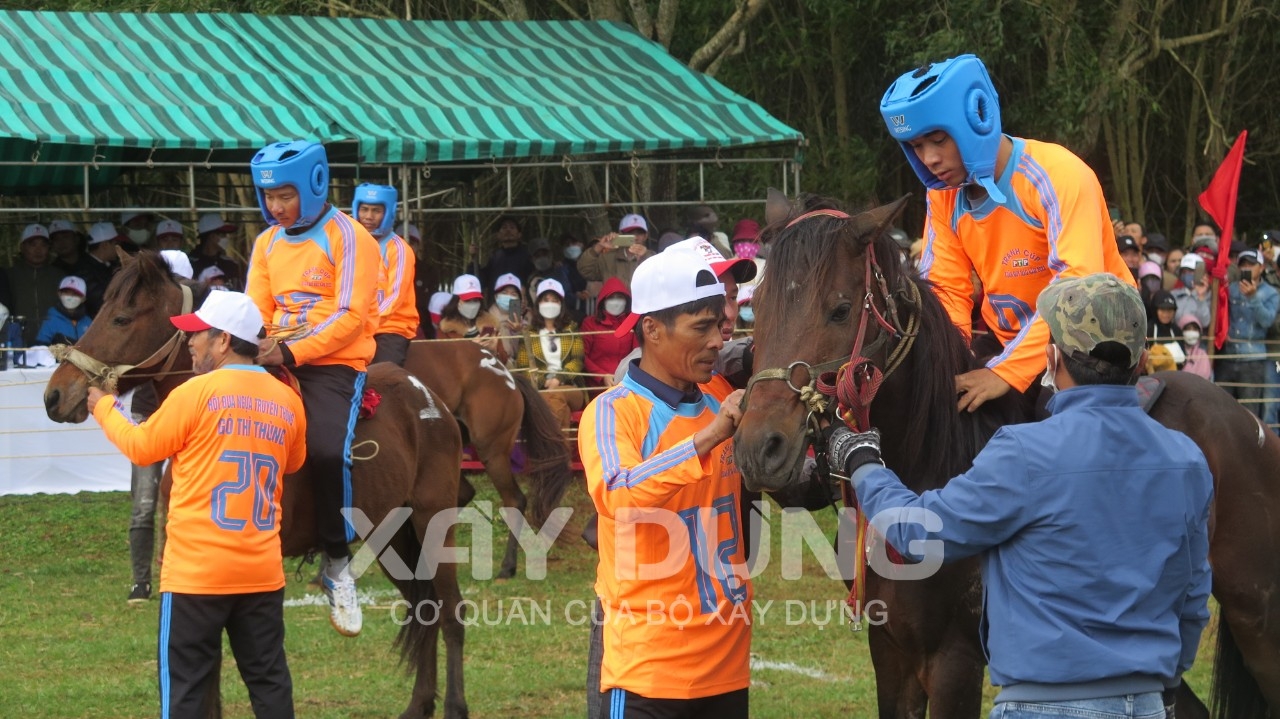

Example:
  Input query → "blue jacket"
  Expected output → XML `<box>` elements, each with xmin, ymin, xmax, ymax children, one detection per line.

<box><xmin>852</xmin><ymin>384</ymin><xmax>1212</xmax><ymax>702</ymax></box>
<box><xmin>1225</xmin><ymin>280</ymin><xmax>1279</xmax><ymax>358</ymax></box>
<box><xmin>36</xmin><ymin>305</ymin><xmax>91</xmax><ymax>345</ymax></box>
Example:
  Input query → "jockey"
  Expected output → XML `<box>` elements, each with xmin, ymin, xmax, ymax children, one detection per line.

<box><xmin>880</xmin><ymin>54</ymin><xmax>1135</xmax><ymax>411</ymax></box>
<box><xmin>352</xmin><ymin>183</ymin><xmax>419</xmax><ymax>366</ymax></box>
<box><xmin>246</xmin><ymin>140</ymin><xmax>380</xmax><ymax>637</ymax></box>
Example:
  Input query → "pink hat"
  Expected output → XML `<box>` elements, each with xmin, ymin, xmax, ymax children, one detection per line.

<box><xmin>1138</xmin><ymin>261</ymin><xmax>1162</xmax><ymax>279</ymax></box>
<box><xmin>1177</xmin><ymin>315</ymin><xmax>1202</xmax><ymax>329</ymax></box>
<box><xmin>731</xmin><ymin>219</ymin><xmax>760</xmax><ymax>244</ymax></box>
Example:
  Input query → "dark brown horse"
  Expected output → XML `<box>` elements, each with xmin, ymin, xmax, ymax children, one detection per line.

<box><xmin>43</xmin><ymin>251</ymin><xmax>469</xmax><ymax>719</ymax></box>
<box><xmin>403</xmin><ymin>340</ymin><xmax>572</xmax><ymax>578</ymax></box>
<box><xmin>734</xmin><ymin>199</ymin><xmax>1280</xmax><ymax>718</ymax></box>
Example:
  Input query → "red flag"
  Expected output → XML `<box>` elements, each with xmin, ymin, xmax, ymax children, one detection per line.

<box><xmin>1198</xmin><ymin>130</ymin><xmax>1248</xmax><ymax>349</ymax></box>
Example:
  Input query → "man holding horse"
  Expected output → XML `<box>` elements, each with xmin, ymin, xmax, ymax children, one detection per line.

<box><xmin>246</xmin><ymin>140</ymin><xmax>380</xmax><ymax>637</ymax></box>
<box><xmin>352</xmin><ymin>182</ymin><xmax>419</xmax><ymax>367</ymax></box>
<box><xmin>87</xmin><ymin>290</ymin><xmax>306</xmax><ymax>719</ymax></box>
<box><xmin>881</xmin><ymin>54</ymin><xmax>1134</xmax><ymax>412</ymax></box>
<box><xmin>580</xmin><ymin>249</ymin><xmax>751</xmax><ymax>718</ymax></box>
<box><xmin>826</xmin><ymin>273</ymin><xmax>1212</xmax><ymax>719</ymax></box>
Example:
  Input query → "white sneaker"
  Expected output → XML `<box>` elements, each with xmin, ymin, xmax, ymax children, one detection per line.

<box><xmin>321</xmin><ymin>565</ymin><xmax>363</xmax><ymax>637</ymax></box>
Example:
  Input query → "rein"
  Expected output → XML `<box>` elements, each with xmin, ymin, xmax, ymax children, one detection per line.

<box><xmin>51</xmin><ymin>284</ymin><xmax>194</xmax><ymax>393</ymax></box>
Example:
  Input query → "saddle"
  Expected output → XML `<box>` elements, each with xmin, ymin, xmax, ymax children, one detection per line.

<box><xmin>266</xmin><ymin>365</ymin><xmax>383</xmax><ymax>420</ymax></box>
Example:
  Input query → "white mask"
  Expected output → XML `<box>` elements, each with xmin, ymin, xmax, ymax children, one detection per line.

<box><xmin>1148</xmin><ymin>253</ymin><xmax>1164</xmax><ymax>266</ymax></box>
<box><xmin>1183</xmin><ymin>330</ymin><xmax>1200</xmax><ymax>346</ymax></box>
<box><xmin>603</xmin><ymin>298</ymin><xmax>627</xmax><ymax>317</ymax></box>
<box><xmin>539</xmin><ymin>301</ymin><xmax>562</xmax><ymax>320</ymax></box>
<box><xmin>458</xmin><ymin>300</ymin><xmax>482</xmax><ymax>319</ymax></box>
<box><xmin>60</xmin><ymin>294</ymin><xmax>84</xmax><ymax>310</ymax></box>
<box><xmin>127</xmin><ymin>228</ymin><xmax>151</xmax><ymax>246</ymax></box>
<box><xmin>1040</xmin><ymin>346</ymin><xmax>1058</xmax><ymax>393</ymax></box>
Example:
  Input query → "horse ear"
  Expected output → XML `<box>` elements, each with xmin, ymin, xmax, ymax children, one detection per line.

<box><xmin>849</xmin><ymin>195</ymin><xmax>912</xmax><ymax>246</ymax></box>
<box><xmin>115</xmin><ymin>245</ymin><xmax>133</xmax><ymax>265</ymax></box>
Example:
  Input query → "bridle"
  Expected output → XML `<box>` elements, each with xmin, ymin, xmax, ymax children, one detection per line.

<box><xmin>50</xmin><ymin>283</ymin><xmax>194</xmax><ymax>393</ymax></box>
<box><xmin>744</xmin><ymin>209</ymin><xmax>921</xmax><ymax>442</ymax></box>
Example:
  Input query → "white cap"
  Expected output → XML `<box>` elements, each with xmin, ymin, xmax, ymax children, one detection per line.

<box><xmin>120</xmin><ymin>211</ymin><xmax>148</xmax><ymax>226</ymax></box>
<box><xmin>20</xmin><ymin>224</ymin><xmax>49</xmax><ymax>242</ymax></box>
<box><xmin>48</xmin><ymin>219</ymin><xmax>77</xmax><ymax>235</ymax></box>
<box><xmin>404</xmin><ymin>223</ymin><xmax>422</xmax><ymax>242</ymax></box>
<box><xmin>428</xmin><ymin>291</ymin><xmax>452</xmax><ymax>317</ymax></box>
<box><xmin>197</xmin><ymin>213</ymin><xmax>235</xmax><ymax>236</ymax></box>
<box><xmin>665</xmin><ymin>237</ymin><xmax>757</xmax><ymax>283</ymax></box>
<box><xmin>619</xmin><ymin>213</ymin><xmax>648</xmax><ymax>233</ymax></box>
<box><xmin>160</xmin><ymin>250</ymin><xmax>194</xmax><ymax>279</ymax></box>
<box><xmin>738</xmin><ymin>284</ymin><xmax>755</xmax><ymax>305</ymax></box>
<box><xmin>155</xmin><ymin>219</ymin><xmax>184</xmax><ymax>238</ymax></box>
<box><xmin>197</xmin><ymin>265</ymin><xmax>227</xmax><ymax>282</ymax></box>
<box><xmin>535</xmin><ymin>278</ymin><xmax>565</xmax><ymax>298</ymax></box>
<box><xmin>170</xmin><ymin>290</ymin><xmax>264</xmax><ymax>345</ymax></box>
<box><xmin>88</xmin><ymin>222</ymin><xmax>121</xmax><ymax>245</ymax></box>
<box><xmin>1179</xmin><ymin>253</ymin><xmax>1203</xmax><ymax>270</ymax></box>
<box><xmin>58</xmin><ymin>275</ymin><xmax>87</xmax><ymax>296</ymax></box>
<box><xmin>452</xmin><ymin>274</ymin><xmax>484</xmax><ymax>301</ymax></box>
<box><xmin>494</xmin><ymin>273</ymin><xmax>522</xmax><ymax>293</ymax></box>
<box><xmin>614</xmin><ymin>248</ymin><xmax>723</xmax><ymax>337</ymax></box>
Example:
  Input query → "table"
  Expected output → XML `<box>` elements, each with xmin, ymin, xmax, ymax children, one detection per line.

<box><xmin>0</xmin><ymin>367</ymin><xmax>131</xmax><ymax>495</ymax></box>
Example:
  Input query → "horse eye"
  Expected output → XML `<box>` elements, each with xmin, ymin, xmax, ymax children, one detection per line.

<box><xmin>112</xmin><ymin>315</ymin><xmax>132</xmax><ymax>327</ymax></box>
<box><xmin>829</xmin><ymin>303</ymin><xmax>851</xmax><ymax>323</ymax></box>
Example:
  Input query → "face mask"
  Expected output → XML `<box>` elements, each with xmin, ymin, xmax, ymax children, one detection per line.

<box><xmin>1142</xmin><ymin>277</ymin><xmax>1162</xmax><ymax>293</ymax></box>
<box><xmin>458</xmin><ymin>300</ymin><xmax>482</xmax><ymax>319</ymax></box>
<box><xmin>539</xmin><ymin>301</ymin><xmax>562</xmax><ymax>320</ymax></box>
<box><xmin>1179</xmin><ymin>271</ymin><xmax>1195</xmax><ymax>286</ymax></box>
<box><xmin>60</xmin><ymin>294</ymin><xmax>84</xmax><ymax>310</ymax></box>
<box><xmin>1148</xmin><ymin>253</ymin><xmax>1164</xmax><ymax>266</ymax></box>
<box><xmin>128</xmin><ymin>228</ymin><xmax>151</xmax><ymax>246</ymax></box>
<box><xmin>1183</xmin><ymin>330</ymin><xmax>1200</xmax><ymax>345</ymax></box>
<box><xmin>739</xmin><ymin>306</ymin><xmax>755</xmax><ymax>324</ymax></box>
<box><xmin>496</xmin><ymin>294</ymin><xmax>516</xmax><ymax>311</ymax></box>
<box><xmin>1040</xmin><ymin>347</ymin><xmax>1058</xmax><ymax>393</ymax></box>
<box><xmin>564</xmin><ymin>246</ymin><xmax>583</xmax><ymax>261</ymax></box>
<box><xmin>603</xmin><ymin>297</ymin><xmax>627</xmax><ymax>317</ymax></box>
<box><xmin>533</xmin><ymin>257</ymin><xmax>552</xmax><ymax>272</ymax></box>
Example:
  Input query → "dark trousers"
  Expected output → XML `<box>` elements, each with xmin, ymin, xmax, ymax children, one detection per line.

<box><xmin>600</xmin><ymin>688</ymin><xmax>748</xmax><ymax>719</ymax></box>
<box><xmin>587</xmin><ymin>598</ymin><xmax>604</xmax><ymax>719</ymax></box>
<box><xmin>1216</xmin><ymin>359</ymin><xmax>1268</xmax><ymax>419</ymax></box>
<box><xmin>372</xmin><ymin>333</ymin><xmax>410</xmax><ymax>367</ymax></box>
<box><xmin>159</xmin><ymin>589</ymin><xmax>293</xmax><ymax>719</ymax></box>
<box><xmin>292</xmin><ymin>363</ymin><xmax>365</xmax><ymax>558</ymax></box>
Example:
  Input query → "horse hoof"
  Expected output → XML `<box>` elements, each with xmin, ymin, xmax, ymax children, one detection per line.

<box><xmin>495</xmin><ymin>566</ymin><xmax>516</xmax><ymax>580</ymax></box>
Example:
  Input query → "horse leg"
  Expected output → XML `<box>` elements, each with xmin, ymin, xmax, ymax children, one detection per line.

<box><xmin>457</xmin><ymin>475</ymin><xmax>476</xmax><ymax>508</ymax></box>
<box><xmin>404</xmin><ymin>509</ymin><xmax>468</xmax><ymax>719</ymax></box>
<box><xmin>868</xmin><ymin>622</ymin><xmax>928</xmax><ymax>719</ymax></box>
<box><xmin>1175</xmin><ymin>679</ymin><xmax>1210</xmax><ymax>719</ymax></box>
<box><xmin>475</xmin><ymin>436</ymin><xmax>525</xmax><ymax>579</ymax></box>
<box><xmin>920</xmin><ymin>629</ymin><xmax>984</xmax><ymax>719</ymax></box>
<box><xmin>1216</xmin><ymin>601</ymin><xmax>1280</xmax><ymax>711</ymax></box>
<box><xmin>434</xmin><ymin>559</ymin><xmax>468</xmax><ymax>719</ymax></box>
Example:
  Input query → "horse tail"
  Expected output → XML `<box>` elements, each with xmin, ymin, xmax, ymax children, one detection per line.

<box><xmin>390</xmin><ymin>514</ymin><xmax>435</xmax><ymax>673</ymax></box>
<box><xmin>513</xmin><ymin>372</ymin><xmax>573</xmax><ymax>524</ymax></box>
<box><xmin>1211</xmin><ymin>614</ymin><xmax>1270</xmax><ymax>719</ymax></box>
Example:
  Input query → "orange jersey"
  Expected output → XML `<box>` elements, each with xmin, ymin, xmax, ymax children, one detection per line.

<box><xmin>920</xmin><ymin>137</ymin><xmax>1136</xmax><ymax>390</ymax></box>
<box><xmin>375</xmin><ymin>233</ymin><xmax>419</xmax><ymax>340</ymax></box>
<box><xmin>93</xmin><ymin>366</ymin><xmax>306</xmax><ymax>594</ymax></box>
<box><xmin>246</xmin><ymin>206</ymin><xmax>380</xmax><ymax>371</ymax></box>
<box><xmin>579</xmin><ymin>367</ymin><xmax>751</xmax><ymax>700</ymax></box>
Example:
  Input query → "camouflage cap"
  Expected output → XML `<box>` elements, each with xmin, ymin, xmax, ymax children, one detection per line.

<box><xmin>1038</xmin><ymin>274</ymin><xmax>1146</xmax><ymax>369</ymax></box>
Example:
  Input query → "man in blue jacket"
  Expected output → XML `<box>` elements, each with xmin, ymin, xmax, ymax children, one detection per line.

<box><xmin>1219</xmin><ymin>249</ymin><xmax>1279</xmax><ymax>420</ymax></box>
<box><xmin>827</xmin><ymin>273</ymin><xmax>1212</xmax><ymax>718</ymax></box>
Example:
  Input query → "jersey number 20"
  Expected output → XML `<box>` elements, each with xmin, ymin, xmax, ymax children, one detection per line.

<box><xmin>211</xmin><ymin>450</ymin><xmax>281</xmax><ymax>531</ymax></box>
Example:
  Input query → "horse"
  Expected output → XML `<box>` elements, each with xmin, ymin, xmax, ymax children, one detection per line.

<box><xmin>733</xmin><ymin>199</ymin><xmax>1280</xmax><ymax>719</ymax></box>
<box><xmin>42</xmin><ymin>251</ymin><xmax>469</xmax><ymax>719</ymax></box>
<box><xmin>402</xmin><ymin>340</ymin><xmax>572</xmax><ymax>578</ymax></box>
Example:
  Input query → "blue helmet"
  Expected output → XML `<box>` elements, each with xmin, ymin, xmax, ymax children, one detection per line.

<box><xmin>880</xmin><ymin>54</ymin><xmax>1005</xmax><ymax>203</ymax></box>
<box><xmin>251</xmin><ymin>140</ymin><xmax>329</xmax><ymax>229</ymax></box>
<box><xmin>352</xmin><ymin>183</ymin><xmax>398</xmax><ymax>239</ymax></box>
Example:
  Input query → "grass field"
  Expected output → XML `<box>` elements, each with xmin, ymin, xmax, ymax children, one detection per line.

<box><xmin>0</xmin><ymin>482</ymin><xmax>1218</xmax><ymax>718</ymax></box>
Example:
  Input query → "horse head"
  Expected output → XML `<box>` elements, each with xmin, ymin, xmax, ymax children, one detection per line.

<box><xmin>735</xmin><ymin>197</ymin><xmax>911</xmax><ymax>492</ymax></box>
<box><xmin>44</xmin><ymin>250</ymin><xmax>199</xmax><ymax>423</ymax></box>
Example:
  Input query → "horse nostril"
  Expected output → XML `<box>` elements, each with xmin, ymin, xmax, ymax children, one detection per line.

<box><xmin>762</xmin><ymin>431</ymin><xmax>787</xmax><ymax>469</ymax></box>
<box><xmin>45</xmin><ymin>388</ymin><xmax>61</xmax><ymax>412</ymax></box>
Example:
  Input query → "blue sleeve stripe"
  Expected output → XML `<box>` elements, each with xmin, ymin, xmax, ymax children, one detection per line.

<box><xmin>310</xmin><ymin>215</ymin><xmax>357</xmax><ymax>336</ymax></box>
<box><xmin>615</xmin><ymin>441</ymin><xmax>696</xmax><ymax>489</ymax></box>
<box><xmin>595</xmin><ymin>390</ymin><xmax>624</xmax><ymax>485</ymax></box>
<box><xmin>1018</xmin><ymin>156</ymin><xmax>1068</xmax><ymax>274</ymax></box>
<box><xmin>988</xmin><ymin>309</ymin><xmax>1041</xmax><ymax>367</ymax></box>
<box><xmin>380</xmin><ymin>240</ymin><xmax>407</xmax><ymax>313</ymax></box>
<box><xmin>918</xmin><ymin>220</ymin><xmax>937</xmax><ymax>279</ymax></box>
<box><xmin>112</xmin><ymin>399</ymin><xmax>138</xmax><ymax>425</ymax></box>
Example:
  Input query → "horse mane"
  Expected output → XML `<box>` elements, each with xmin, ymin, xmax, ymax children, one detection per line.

<box><xmin>104</xmin><ymin>250</ymin><xmax>214</xmax><ymax>311</ymax></box>
<box><xmin>757</xmin><ymin>197</ymin><xmax>1024</xmax><ymax>491</ymax></box>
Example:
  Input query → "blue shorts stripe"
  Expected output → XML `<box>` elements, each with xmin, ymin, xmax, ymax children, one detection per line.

<box><xmin>341</xmin><ymin>371</ymin><xmax>367</xmax><ymax>542</ymax></box>
<box><xmin>158</xmin><ymin>592</ymin><xmax>173</xmax><ymax>719</ymax></box>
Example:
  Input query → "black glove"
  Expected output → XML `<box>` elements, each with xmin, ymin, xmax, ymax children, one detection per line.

<box><xmin>1162</xmin><ymin>687</ymin><xmax>1177</xmax><ymax>719</ymax></box>
<box><xmin>49</xmin><ymin>333</ymin><xmax>71</xmax><ymax>346</ymax></box>
<box><xmin>824</xmin><ymin>425</ymin><xmax>883</xmax><ymax>478</ymax></box>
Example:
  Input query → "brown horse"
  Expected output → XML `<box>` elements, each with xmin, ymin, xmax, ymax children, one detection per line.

<box><xmin>734</xmin><ymin>199</ymin><xmax>1280</xmax><ymax>719</ymax></box>
<box><xmin>403</xmin><ymin>340</ymin><xmax>572</xmax><ymax>578</ymax></box>
<box><xmin>43</xmin><ymin>251</ymin><xmax>469</xmax><ymax>719</ymax></box>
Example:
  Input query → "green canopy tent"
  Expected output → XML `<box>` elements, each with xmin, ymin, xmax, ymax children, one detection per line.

<box><xmin>0</xmin><ymin>11</ymin><xmax>802</xmax><ymax>206</ymax></box>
